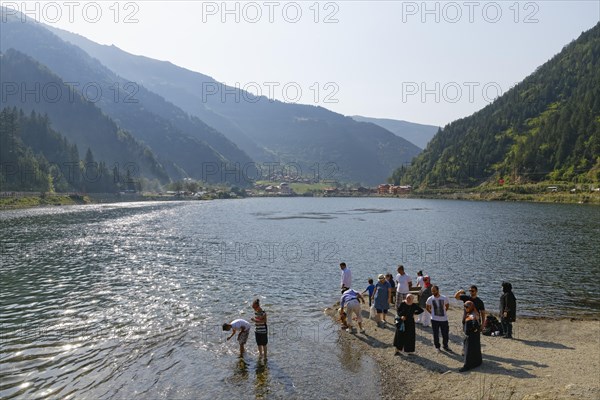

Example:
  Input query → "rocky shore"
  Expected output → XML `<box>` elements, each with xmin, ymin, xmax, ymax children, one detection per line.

<box><xmin>326</xmin><ymin>305</ymin><xmax>599</xmax><ymax>399</ymax></box>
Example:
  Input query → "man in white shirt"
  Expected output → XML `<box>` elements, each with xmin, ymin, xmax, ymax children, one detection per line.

<box><xmin>426</xmin><ymin>285</ymin><xmax>451</xmax><ymax>352</ymax></box>
<box><xmin>395</xmin><ymin>265</ymin><xmax>412</xmax><ymax>307</ymax></box>
<box><xmin>223</xmin><ymin>319</ymin><xmax>252</xmax><ymax>355</ymax></box>
<box><xmin>340</xmin><ymin>262</ymin><xmax>352</xmax><ymax>290</ymax></box>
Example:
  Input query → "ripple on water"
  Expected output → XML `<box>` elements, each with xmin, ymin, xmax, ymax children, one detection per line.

<box><xmin>1</xmin><ymin>199</ymin><xmax>598</xmax><ymax>399</ymax></box>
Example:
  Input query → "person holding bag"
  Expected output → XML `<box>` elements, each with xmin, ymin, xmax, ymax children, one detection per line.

<box><xmin>393</xmin><ymin>294</ymin><xmax>424</xmax><ymax>355</ymax></box>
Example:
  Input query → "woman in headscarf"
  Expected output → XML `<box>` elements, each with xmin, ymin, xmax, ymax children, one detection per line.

<box><xmin>416</xmin><ymin>275</ymin><xmax>432</xmax><ymax>327</ymax></box>
<box><xmin>460</xmin><ymin>300</ymin><xmax>482</xmax><ymax>372</ymax></box>
<box><xmin>500</xmin><ymin>281</ymin><xmax>517</xmax><ymax>338</ymax></box>
<box><xmin>393</xmin><ymin>294</ymin><xmax>424</xmax><ymax>355</ymax></box>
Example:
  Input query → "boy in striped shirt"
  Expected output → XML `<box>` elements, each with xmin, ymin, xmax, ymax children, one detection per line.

<box><xmin>251</xmin><ymin>299</ymin><xmax>268</xmax><ymax>359</ymax></box>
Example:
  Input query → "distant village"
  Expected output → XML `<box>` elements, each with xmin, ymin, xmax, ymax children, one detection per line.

<box><xmin>157</xmin><ymin>181</ymin><xmax>413</xmax><ymax>199</ymax></box>
<box><xmin>208</xmin><ymin>183</ymin><xmax>410</xmax><ymax>198</ymax></box>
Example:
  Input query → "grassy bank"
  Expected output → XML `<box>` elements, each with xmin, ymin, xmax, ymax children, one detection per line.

<box><xmin>0</xmin><ymin>194</ymin><xmax>92</xmax><ymax>209</ymax></box>
<box><xmin>406</xmin><ymin>184</ymin><xmax>600</xmax><ymax>204</ymax></box>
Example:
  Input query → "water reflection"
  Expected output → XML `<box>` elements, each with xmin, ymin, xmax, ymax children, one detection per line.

<box><xmin>230</xmin><ymin>357</ymin><xmax>250</xmax><ymax>383</ymax></box>
<box><xmin>338</xmin><ymin>333</ymin><xmax>365</xmax><ymax>373</ymax></box>
<box><xmin>254</xmin><ymin>359</ymin><xmax>270</xmax><ymax>399</ymax></box>
<box><xmin>1</xmin><ymin>198</ymin><xmax>598</xmax><ymax>399</ymax></box>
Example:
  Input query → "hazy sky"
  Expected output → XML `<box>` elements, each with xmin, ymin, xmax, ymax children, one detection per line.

<box><xmin>5</xmin><ymin>1</ymin><xmax>599</xmax><ymax>126</ymax></box>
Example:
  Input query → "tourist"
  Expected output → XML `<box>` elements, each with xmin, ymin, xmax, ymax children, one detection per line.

<box><xmin>455</xmin><ymin>285</ymin><xmax>486</xmax><ymax>325</ymax></box>
<box><xmin>460</xmin><ymin>301</ymin><xmax>482</xmax><ymax>372</ymax></box>
<box><xmin>426</xmin><ymin>285</ymin><xmax>451</xmax><ymax>351</ymax></box>
<box><xmin>386</xmin><ymin>274</ymin><xmax>396</xmax><ymax>306</ymax></box>
<box><xmin>251</xmin><ymin>299</ymin><xmax>268</xmax><ymax>359</ymax></box>
<box><xmin>393</xmin><ymin>294</ymin><xmax>424</xmax><ymax>355</ymax></box>
<box><xmin>500</xmin><ymin>281</ymin><xmax>517</xmax><ymax>339</ymax></box>
<box><xmin>340</xmin><ymin>262</ymin><xmax>352</xmax><ymax>290</ymax></box>
<box><xmin>339</xmin><ymin>288</ymin><xmax>366</xmax><ymax>333</ymax></box>
<box><xmin>223</xmin><ymin>318</ymin><xmax>252</xmax><ymax>356</ymax></box>
<box><xmin>395</xmin><ymin>265</ymin><xmax>413</xmax><ymax>307</ymax></box>
<box><xmin>362</xmin><ymin>278</ymin><xmax>375</xmax><ymax>307</ymax></box>
<box><xmin>416</xmin><ymin>276</ymin><xmax>432</xmax><ymax>326</ymax></box>
<box><xmin>415</xmin><ymin>270</ymin><xmax>424</xmax><ymax>289</ymax></box>
<box><xmin>373</xmin><ymin>274</ymin><xmax>392</xmax><ymax>326</ymax></box>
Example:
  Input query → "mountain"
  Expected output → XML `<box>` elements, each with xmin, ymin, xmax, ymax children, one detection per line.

<box><xmin>47</xmin><ymin>26</ymin><xmax>421</xmax><ymax>185</ymax></box>
<box><xmin>390</xmin><ymin>22</ymin><xmax>600</xmax><ymax>187</ymax></box>
<box><xmin>46</xmin><ymin>26</ymin><xmax>272</xmax><ymax>163</ymax></box>
<box><xmin>1</xmin><ymin>107</ymin><xmax>129</xmax><ymax>193</ymax></box>
<box><xmin>350</xmin><ymin>116</ymin><xmax>438</xmax><ymax>150</ymax></box>
<box><xmin>0</xmin><ymin>9</ymin><xmax>253</xmax><ymax>184</ymax></box>
<box><xmin>0</xmin><ymin>49</ymin><xmax>169</xmax><ymax>184</ymax></box>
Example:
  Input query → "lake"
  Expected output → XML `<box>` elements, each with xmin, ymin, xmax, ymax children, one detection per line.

<box><xmin>1</xmin><ymin>198</ymin><xmax>598</xmax><ymax>399</ymax></box>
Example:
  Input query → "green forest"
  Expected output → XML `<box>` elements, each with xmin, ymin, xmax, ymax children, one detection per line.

<box><xmin>0</xmin><ymin>107</ymin><xmax>137</xmax><ymax>193</ymax></box>
<box><xmin>390</xmin><ymin>23</ymin><xmax>600</xmax><ymax>188</ymax></box>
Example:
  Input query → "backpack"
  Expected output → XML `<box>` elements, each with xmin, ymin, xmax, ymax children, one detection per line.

<box><xmin>482</xmin><ymin>315</ymin><xmax>503</xmax><ymax>336</ymax></box>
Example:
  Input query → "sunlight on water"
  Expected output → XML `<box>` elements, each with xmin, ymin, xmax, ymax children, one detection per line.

<box><xmin>1</xmin><ymin>198</ymin><xmax>598</xmax><ymax>399</ymax></box>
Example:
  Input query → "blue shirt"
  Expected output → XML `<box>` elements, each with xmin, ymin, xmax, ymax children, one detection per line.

<box><xmin>365</xmin><ymin>284</ymin><xmax>375</xmax><ymax>296</ymax></box>
<box><xmin>340</xmin><ymin>289</ymin><xmax>360</xmax><ymax>309</ymax></box>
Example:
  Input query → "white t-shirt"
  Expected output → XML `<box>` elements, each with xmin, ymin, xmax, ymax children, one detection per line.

<box><xmin>341</xmin><ymin>267</ymin><xmax>352</xmax><ymax>288</ymax></box>
<box><xmin>426</xmin><ymin>295</ymin><xmax>449</xmax><ymax>321</ymax></box>
<box><xmin>230</xmin><ymin>319</ymin><xmax>251</xmax><ymax>331</ymax></box>
<box><xmin>416</xmin><ymin>276</ymin><xmax>424</xmax><ymax>288</ymax></box>
<box><xmin>395</xmin><ymin>273</ymin><xmax>411</xmax><ymax>293</ymax></box>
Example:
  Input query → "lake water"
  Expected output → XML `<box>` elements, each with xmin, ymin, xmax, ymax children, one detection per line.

<box><xmin>1</xmin><ymin>198</ymin><xmax>599</xmax><ymax>399</ymax></box>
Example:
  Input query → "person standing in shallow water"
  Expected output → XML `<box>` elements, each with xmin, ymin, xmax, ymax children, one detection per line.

<box><xmin>251</xmin><ymin>299</ymin><xmax>268</xmax><ymax>359</ymax></box>
<box><xmin>500</xmin><ymin>282</ymin><xmax>517</xmax><ymax>339</ymax></box>
<box><xmin>460</xmin><ymin>301</ymin><xmax>482</xmax><ymax>372</ymax></box>
<box><xmin>393</xmin><ymin>294</ymin><xmax>424</xmax><ymax>355</ymax></box>
<box><xmin>223</xmin><ymin>319</ymin><xmax>252</xmax><ymax>356</ymax></box>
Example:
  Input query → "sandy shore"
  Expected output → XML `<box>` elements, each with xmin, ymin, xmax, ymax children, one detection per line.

<box><xmin>326</xmin><ymin>304</ymin><xmax>600</xmax><ymax>400</ymax></box>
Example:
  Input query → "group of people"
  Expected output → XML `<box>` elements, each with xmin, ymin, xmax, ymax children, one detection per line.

<box><xmin>222</xmin><ymin>299</ymin><xmax>268</xmax><ymax>358</ymax></box>
<box><xmin>338</xmin><ymin>262</ymin><xmax>517</xmax><ymax>373</ymax></box>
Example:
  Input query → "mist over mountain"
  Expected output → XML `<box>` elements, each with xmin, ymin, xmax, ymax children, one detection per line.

<box><xmin>0</xmin><ymin>49</ymin><xmax>169</xmax><ymax>184</ymax></box>
<box><xmin>47</xmin><ymin>26</ymin><xmax>421</xmax><ymax>185</ymax></box>
<box><xmin>350</xmin><ymin>116</ymin><xmax>439</xmax><ymax>150</ymax></box>
<box><xmin>1</xmin><ymin>11</ymin><xmax>252</xmax><ymax>184</ymax></box>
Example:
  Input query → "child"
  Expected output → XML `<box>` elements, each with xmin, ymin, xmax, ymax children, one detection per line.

<box><xmin>386</xmin><ymin>274</ymin><xmax>396</xmax><ymax>306</ymax></box>
<box><xmin>223</xmin><ymin>318</ymin><xmax>251</xmax><ymax>356</ymax></box>
<box><xmin>251</xmin><ymin>299</ymin><xmax>268</xmax><ymax>359</ymax></box>
<box><xmin>362</xmin><ymin>278</ymin><xmax>375</xmax><ymax>307</ymax></box>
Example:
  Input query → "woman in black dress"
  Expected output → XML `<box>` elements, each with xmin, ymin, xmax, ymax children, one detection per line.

<box><xmin>394</xmin><ymin>294</ymin><xmax>424</xmax><ymax>354</ymax></box>
<box><xmin>460</xmin><ymin>301</ymin><xmax>483</xmax><ymax>372</ymax></box>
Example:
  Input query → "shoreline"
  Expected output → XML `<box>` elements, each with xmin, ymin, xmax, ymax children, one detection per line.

<box><xmin>326</xmin><ymin>304</ymin><xmax>600</xmax><ymax>400</ymax></box>
<box><xmin>2</xmin><ymin>190</ymin><xmax>600</xmax><ymax>211</ymax></box>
